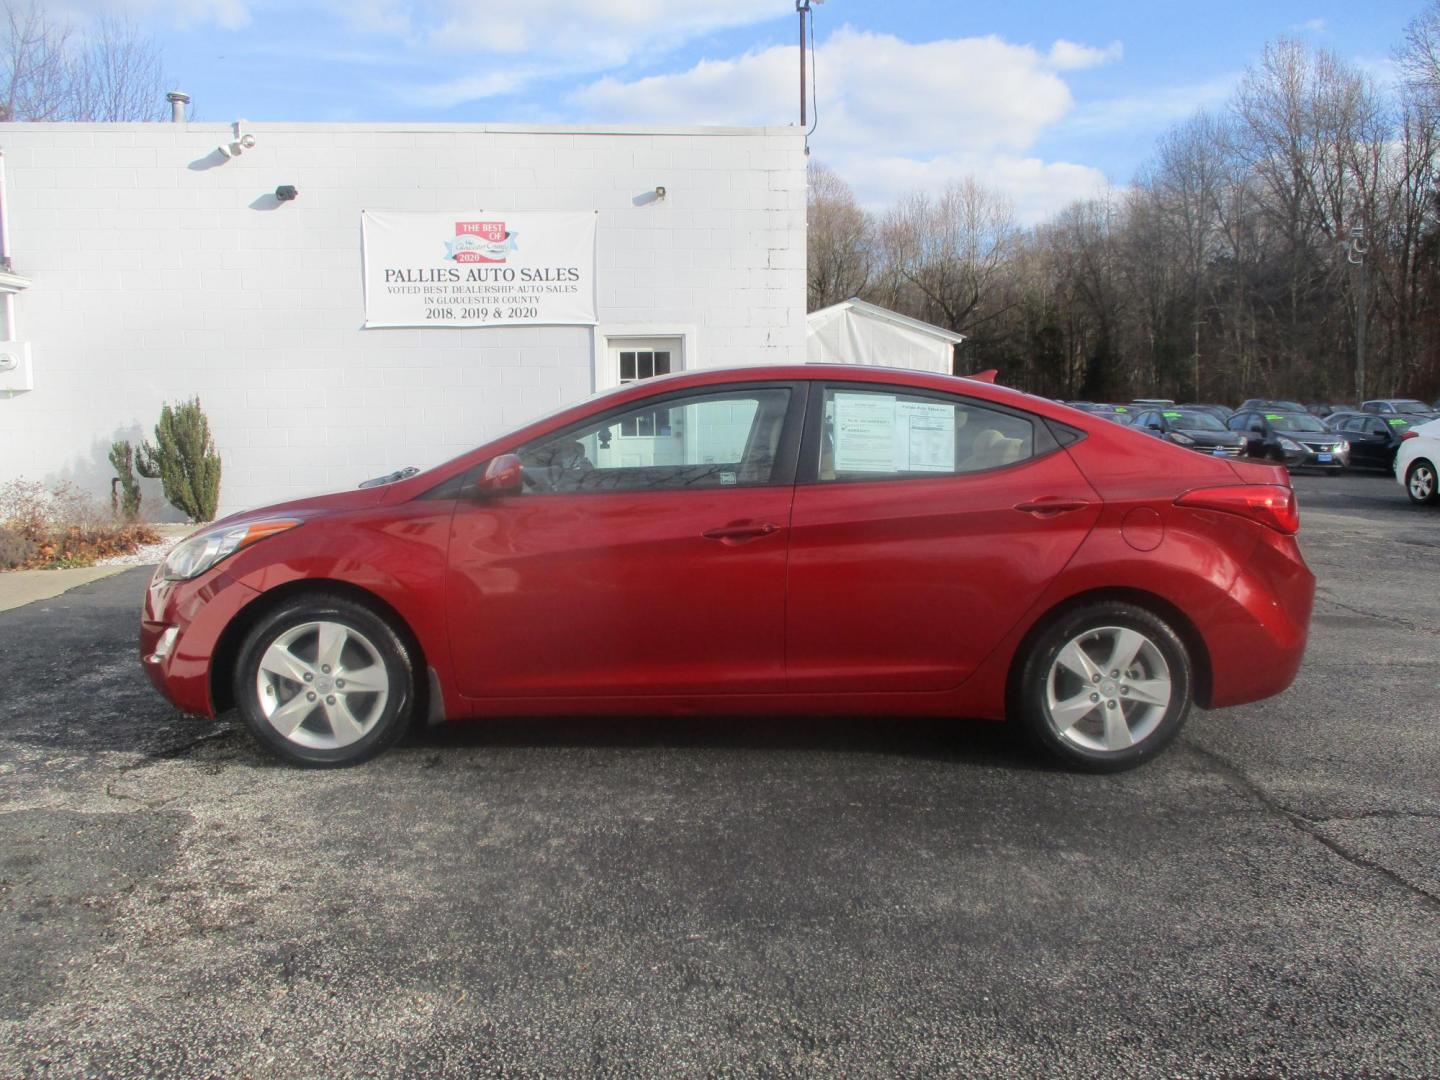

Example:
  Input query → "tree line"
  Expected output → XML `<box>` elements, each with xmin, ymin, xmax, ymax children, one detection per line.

<box><xmin>0</xmin><ymin>0</ymin><xmax>167</xmax><ymax>123</ymax></box>
<box><xmin>809</xmin><ymin>6</ymin><xmax>1440</xmax><ymax>405</ymax></box>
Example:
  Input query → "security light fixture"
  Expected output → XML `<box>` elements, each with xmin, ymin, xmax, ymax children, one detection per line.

<box><xmin>654</xmin><ymin>186</ymin><xmax>666</xmax><ymax>200</ymax></box>
<box><xmin>275</xmin><ymin>185</ymin><xmax>298</xmax><ymax>202</ymax></box>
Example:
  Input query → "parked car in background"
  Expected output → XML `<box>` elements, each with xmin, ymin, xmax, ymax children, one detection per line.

<box><xmin>1395</xmin><ymin>417</ymin><xmax>1440</xmax><ymax>505</ymax></box>
<box><xmin>141</xmin><ymin>364</ymin><xmax>1315</xmax><ymax>773</ymax></box>
<box><xmin>1305</xmin><ymin>402</ymin><xmax>1354</xmax><ymax>418</ymax></box>
<box><xmin>1328</xmin><ymin>413</ymin><xmax>1422</xmax><ymax>471</ymax></box>
<box><xmin>1068</xmin><ymin>403</ymin><xmax>1139</xmax><ymax>426</ymax></box>
<box><xmin>1228</xmin><ymin>409</ymin><xmax>1350</xmax><ymax>473</ymax></box>
<box><xmin>1361</xmin><ymin>398</ymin><xmax>1439</xmax><ymax>418</ymax></box>
<box><xmin>1238</xmin><ymin>399</ymin><xmax>1306</xmax><ymax>414</ymax></box>
<box><xmin>1133</xmin><ymin>408</ymin><xmax>1249</xmax><ymax>458</ymax></box>
<box><xmin>1131</xmin><ymin>398</ymin><xmax>1176</xmax><ymax>408</ymax></box>
<box><xmin>1178</xmin><ymin>403</ymin><xmax>1236</xmax><ymax>423</ymax></box>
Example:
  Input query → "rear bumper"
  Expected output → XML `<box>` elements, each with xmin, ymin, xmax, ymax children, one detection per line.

<box><xmin>141</xmin><ymin>569</ymin><xmax>260</xmax><ymax>717</ymax></box>
<box><xmin>1202</xmin><ymin>527</ymin><xmax>1315</xmax><ymax>708</ymax></box>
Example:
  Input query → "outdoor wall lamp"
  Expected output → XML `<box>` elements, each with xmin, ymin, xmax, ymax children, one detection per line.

<box><xmin>275</xmin><ymin>185</ymin><xmax>299</xmax><ymax>202</ymax></box>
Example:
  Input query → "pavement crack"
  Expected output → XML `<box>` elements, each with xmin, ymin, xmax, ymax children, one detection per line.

<box><xmin>1185</xmin><ymin>741</ymin><xmax>1440</xmax><ymax>911</ymax></box>
<box><xmin>1313</xmin><ymin>593</ymin><xmax>1439</xmax><ymax>637</ymax></box>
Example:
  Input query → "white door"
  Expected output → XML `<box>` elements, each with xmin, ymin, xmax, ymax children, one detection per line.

<box><xmin>604</xmin><ymin>337</ymin><xmax>684</xmax><ymax>468</ymax></box>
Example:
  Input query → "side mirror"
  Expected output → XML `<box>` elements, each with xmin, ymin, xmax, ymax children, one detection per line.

<box><xmin>476</xmin><ymin>453</ymin><xmax>524</xmax><ymax>496</ymax></box>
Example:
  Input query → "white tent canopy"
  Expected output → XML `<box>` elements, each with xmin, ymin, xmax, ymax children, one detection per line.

<box><xmin>805</xmin><ymin>298</ymin><xmax>965</xmax><ymax>375</ymax></box>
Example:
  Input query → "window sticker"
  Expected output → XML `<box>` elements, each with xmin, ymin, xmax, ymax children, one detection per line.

<box><xmin>831</xmin><ymin>393</ymin><xmax>956</xmax><ymax>473</ymax></box>
<box><xmin>1265</xmin><ymin>413</ymin><xmax>1284</xmax><ymax>420</ymax></box>
<box><xmin>1163</xmin><ymin>411</ymin><xmax>1182</xmax><ymax>418</ymax></box>
<box><xmin>1388</xmin><ymin>418</ymin><xmax>1410</xmax><ymax>427</ymax></box>
<box><xmin>896</xmin><ymin>400</ymin><xmax>956</xmax><ymax>472</ymax></box>
<box><xmin>833</xmin><ymin>393</ymin><xmax>899</xmax><ymax>472</ymax></box>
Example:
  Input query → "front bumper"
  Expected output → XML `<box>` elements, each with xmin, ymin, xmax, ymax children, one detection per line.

<box><xmin>141</xmin><ymin>569</ymin><xmax>261</xmax><ymax>717</ymax></box>
<box><xmin>1289</xmin><ymin>442</ymin><xmax>1350</xmax><ymax>469</ymax></box>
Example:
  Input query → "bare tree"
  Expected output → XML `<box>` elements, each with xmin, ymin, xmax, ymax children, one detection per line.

<box><xmin>878</xmin><ymin>177</ymin><xmax>1018</xmax><ymax>335</ymax></box>
<box><xmin>806</xmin><ymin>162</ymin><xmax>873</xmax><ymax>311</ymax></box>
<box><xmin>1398</xmin><ymin>0</ymin><xmax>1440</xmax><ymax>114</ymax></box>
<box><xmin>1</xmin><ymin>2</ymin><xmax>166</xmax><ymax>122</ymax></box>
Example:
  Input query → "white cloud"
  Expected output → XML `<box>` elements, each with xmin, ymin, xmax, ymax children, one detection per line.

<box><xmin>1066</xmin><ymin>74</ymin><xmax>1238</xmax><ymax>135</ymax></box>
<box><xmin>571</xmin><ymin>27</ymin><xmax>1120</xmax><ymax>223</ymax></box>
<box><xmin>1048</xmin><ymin>39</ymin><xmax>1124</xmax><ymax>71</ymax></box>
<box><xmin>839</xmin><ymin>152</ymin><xmax>1111</xmax><ymax>226</ymax></box>
<box><xmin>62</xmin><ymin>0</ymin><xmax>251</xmax><ymax>29</ymax></box>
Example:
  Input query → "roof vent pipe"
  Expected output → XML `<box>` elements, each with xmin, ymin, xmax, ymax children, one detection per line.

<box><xmin>166</xmin><ymin>91</ymin><xmax>190</xmax><ymax>123</ymax></box>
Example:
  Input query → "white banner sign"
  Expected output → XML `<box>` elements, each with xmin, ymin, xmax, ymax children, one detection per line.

<box><xmin>361</xmin><ymin>210</ymin><xmax>597</xmax><ymax>329</ymax></box>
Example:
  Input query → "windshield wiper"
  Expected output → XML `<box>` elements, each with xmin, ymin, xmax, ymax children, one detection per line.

<box><xmin>358</xmin><ymin>466</ymin><xmax>420</xmax><ymax>489</ymax></box>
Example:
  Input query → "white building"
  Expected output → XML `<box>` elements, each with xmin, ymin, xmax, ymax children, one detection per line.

<box><xmin>0</xmin><ymin>121</ymin><xmax>806</xmax><ymax>517</ymax></box>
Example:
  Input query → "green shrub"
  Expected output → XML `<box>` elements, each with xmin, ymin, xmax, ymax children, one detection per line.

<box><xmin>109</xmin><ymin>440</ymin><xmax>143</xmax><ymax>522</ymax></box>
<box><xmin>139</xmin><ymin>397</ymin><xmax>222</xmax><ymax>523</ymax></box>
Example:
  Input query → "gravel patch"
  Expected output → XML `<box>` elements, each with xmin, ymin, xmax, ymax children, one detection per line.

<box><xmin>95</xmin><ymin>536</ymin><xmax>182</xmax><ymax>568</ymax></box>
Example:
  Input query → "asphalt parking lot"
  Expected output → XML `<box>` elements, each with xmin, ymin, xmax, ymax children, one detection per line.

<box><xmin>2</xmin><ymin>472</ymin><xmax>1437</xmax><ymax>1078</ymax></box>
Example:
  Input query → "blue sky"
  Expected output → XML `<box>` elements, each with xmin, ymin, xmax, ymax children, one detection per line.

<box><xmin>83</xmin><ymin>0</ymin><xmax>1421</xmax><ymax>221</ymax></box>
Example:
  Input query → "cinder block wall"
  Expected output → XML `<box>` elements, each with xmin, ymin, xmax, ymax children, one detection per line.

<box><xmin>0</xmin><ymin>123</ymin><xmax>806</xmax><ymax>517</ymax></box>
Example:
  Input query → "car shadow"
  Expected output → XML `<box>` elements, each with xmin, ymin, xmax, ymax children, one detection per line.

<box><xmin>393</xmin><ymin>713</ymin><xmax>1054</xmax><ymax>773</ymax></box>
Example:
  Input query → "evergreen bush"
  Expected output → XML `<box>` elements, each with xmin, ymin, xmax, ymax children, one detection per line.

<box><xmin>139</xmin><ymin>398</ymin><xmax>222</xmax><ymax>522</ymax></box>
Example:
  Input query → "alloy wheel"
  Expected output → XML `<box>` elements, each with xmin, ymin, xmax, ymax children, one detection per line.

<box><xmin>1409</xmin><ymin>463</ymin><xmax>1436</xmax><ymax>503</ymax></box>
<box><xmin>1044</xmin><ymin>626</ymin><xmax>1173</xmax><ymax>753</ymax></box>
<box><xmin>255</xmin><ymin>620</ymin><xmax>391</xmax><ymax>750</ymax></box>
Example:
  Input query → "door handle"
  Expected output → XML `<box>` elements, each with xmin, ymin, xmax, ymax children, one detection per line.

<box><xmin>1013</xmin><ymin>499</ymin><xmax>1091</xmax><ymax>518</ymax></box>
<box><xmin>703</xmin><ymin>521</ymin><xmax>781</xmax><ymax>543</ymax></box>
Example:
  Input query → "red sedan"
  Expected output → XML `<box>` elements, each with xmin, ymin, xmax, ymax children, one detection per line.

<box><xmin>141</xmin><ymin>366</ymin><xmax>1314</xmax><ymax>771</ymax></box>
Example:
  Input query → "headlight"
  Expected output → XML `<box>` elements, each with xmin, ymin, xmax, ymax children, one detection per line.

<box><xmin>1278</xmin><ymin>437</ymin><xmax>1302</xmax><ymax>452</ymax></box>
<box><xmin>160</xmin><ymin>519</ymin><xmax>301</xmax><ymax>581</ymax></box>
<box><xmin>1168</xmin><ymin>432</ymin><xmax>1196</xmax><ymax>446</ymax></box>
<box><xmin>1334</xmin><ymin>441</ymin><xmax>1349</xmax><ymax>453</ymax></box>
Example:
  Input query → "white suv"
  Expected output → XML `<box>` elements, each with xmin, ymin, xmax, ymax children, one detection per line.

<box><xmin>1395</xmin><ymin>417</ymin><xmax>1440</xmax><ymax>505</ymax></box>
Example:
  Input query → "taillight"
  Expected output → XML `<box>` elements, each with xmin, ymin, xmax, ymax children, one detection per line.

<box><xmin>1401</xmin><ymin>430</ymin><xmax>1419</xmax><ymax>441</ymax></box>
<box><xmin>1175</xmin><ymin>484</ymin><xmax>1299</xmax><ymax>535</ymax></box>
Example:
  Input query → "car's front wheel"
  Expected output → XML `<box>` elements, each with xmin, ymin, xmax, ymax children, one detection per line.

<box><xmin>1014</xmin><ymin>602</ymin><xmax>1193</xmax><ymax>772</ymax></box>
<box><xmin>234</xmin><ymin>593</ymin><xmax>416</xmax><ymax>767</ymax></box>
<box><xmin>1406</xmin><ymin>459</ymin><xmax>1438</xmax><ymax>505</ymax></box>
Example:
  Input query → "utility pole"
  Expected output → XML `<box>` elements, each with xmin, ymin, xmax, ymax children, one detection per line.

<box><xmin>1348</xmin><ymin>226</ymin><xmax>1369</xmax><ymax>401</ymax></box>
<box><xmin>797</xmin><ymin>1</ymin><xmax>822</xmax><ymax>126</ymax></box>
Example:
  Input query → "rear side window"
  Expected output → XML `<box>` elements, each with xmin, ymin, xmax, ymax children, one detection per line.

<box><xmin>817</xmin><ymin>387</ymin><xmax>1035</xmax><ymax>481</ymax></box>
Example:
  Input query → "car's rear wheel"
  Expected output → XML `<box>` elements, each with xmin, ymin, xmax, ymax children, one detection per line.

<box><xmin>1015</xmin><ymin>602</ymin><xmax>1192</xmax><ymax>772</ymax></box>
<box><xmin>234</xmin><ymin>593</ymin><xmax>415</xmax><ymax>767</ymax></box>
<box><xmin>1406</xmin><ymin>459</ymin><xmax>1438</xmax><ymax>505</ymax></box>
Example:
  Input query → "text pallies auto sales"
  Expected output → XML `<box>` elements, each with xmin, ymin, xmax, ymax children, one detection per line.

<box><xmin>382</xmin><ymin>267</ymin><xmax>581</xmax><ymax>284</ymax></box>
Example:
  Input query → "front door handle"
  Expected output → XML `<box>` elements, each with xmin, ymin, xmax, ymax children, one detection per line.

<box><xmin>1013</xmin><ymin>499</ymin><xmax>1091</xmax><ymax>518</ymax></box>
<box><xmin>703</xmin><ymin>521</ymin><xmax>781</xmax><ymax>543</ymax></box>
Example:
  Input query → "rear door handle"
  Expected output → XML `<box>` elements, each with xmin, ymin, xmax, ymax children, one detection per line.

<box><xmin>703</xmin><ymin>521</ymin><xmax>781</xmax><ymax>543</ymax></box>
<box><xmin>1013</xmin><ymin>499</ymin><xmax>1091</xmax><ymax>518</ymax></box>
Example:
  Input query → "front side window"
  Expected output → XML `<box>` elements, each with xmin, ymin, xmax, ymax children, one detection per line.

<box><xmin>817</xmin><ymin>387</ymin><xmax>1035</xmax><ymax>481</ymax></box>
<box><xmin>518</xmin><ymin>387</ymin><xmax>792</xmax><ymax>494</ymax></box>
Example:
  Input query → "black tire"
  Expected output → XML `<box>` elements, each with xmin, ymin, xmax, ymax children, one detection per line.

<box><xmin>1406</xmin><ymin>459</ymin><xmax>1438</xmax><ymax>506</ymax></box>
<box><xmin>233</xmin><ymin>592</ymin><xmax>416</xmax><ymax>767</ymax></box>
<box><xmin>1013</xmin><ymin>602</ymin><xmax>1193</xmax><ymax>773</ymax></box>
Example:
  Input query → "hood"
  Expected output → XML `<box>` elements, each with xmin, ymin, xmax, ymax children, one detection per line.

<box><xmin>1177</xmin><ymin>428</ymin><xmax>1246</xmax><ymax>445</ymax></box>
<box><xmin>206</xmin><ymin>486</ymin><xmax>391</xmax><ymax>532</ymax></box>
<box><xmin>1274</xmin><ymin>428</ymin><xmax>1340</xmax><ymax>442</ymax></box>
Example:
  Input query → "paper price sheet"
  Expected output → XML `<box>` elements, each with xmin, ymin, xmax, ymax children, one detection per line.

<box><xmin>832</xmin><ymin>393</ymin><xmax>955</xmax><ymax>474</ymax></box>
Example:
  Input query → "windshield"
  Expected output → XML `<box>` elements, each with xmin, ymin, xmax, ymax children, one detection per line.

<box><xmin>1268</xmin><ymin>412</ymin><xmax>1327</xmax><ymax>432</ymax></box>
<box><xmin>1393</xmin><ymin>400</ymin><xmax>1433</xmax><ymax>414</ymax></box>
<box><xmin>1166</xmin><ymin>410</ymin><xmax>1225</xmax><ymax>431</ymax></box>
